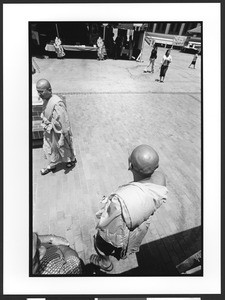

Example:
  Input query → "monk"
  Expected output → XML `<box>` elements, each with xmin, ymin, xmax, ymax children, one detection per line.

<box><xmin>90</xmin><ymin>144</ymin><xmax>168</xmax><ymax>271</ymax></box>
<box><xmin>36</xmin><ymin>79</ymin><xmax>77</xmax><ymax>175</ymax></box>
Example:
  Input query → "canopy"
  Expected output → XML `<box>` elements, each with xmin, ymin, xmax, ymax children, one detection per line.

<box><xmin>187</xmin><ymin>25</ymin><xmax>201</xmax><ymax>34</ymax></box>
<box><xmin>117</xmin><ymin>23</ymin><xmax>135</xmax><ymax>30</ymax></box>
<box><xmin>117</xmin><ymin>23</ymin><xmax>147</xmax><ymax>30</ymax></box>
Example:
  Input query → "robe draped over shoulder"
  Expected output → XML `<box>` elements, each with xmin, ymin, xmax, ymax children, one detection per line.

<box><xmin>96</xmin><ymin>181</ymin><xmax>168</xmax><ymax>254</ymax></box>
<box><xmin>41</xmin><ymin>94</ymin><xmax>75</xmax><ymax>165</ymax></box>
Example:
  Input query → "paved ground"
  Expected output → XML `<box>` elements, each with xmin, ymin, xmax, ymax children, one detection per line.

<box><xmin>32</xmin><ymin>42</ymin><xmax>201</xmax><ymax>275</ymax></box>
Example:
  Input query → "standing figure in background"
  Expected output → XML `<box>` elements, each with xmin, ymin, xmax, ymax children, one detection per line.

<box><xmin>159</xmin><ymin>49</ymin><xmax>172</xmax><ymax>83</ymax></box>
<box><xmin>105</xmin><ymin>32</ymin><xmax>115</xmax><ymax>58</ymax></box>
<box><xmin>90</xmin><ymin>144</ymin><xmax>168</xmax><ymax>272</ymax></box>
<box><xmin>144</xmin><ymin>44</ymin><xmax>158</xmax><ymax>73</ymax></box>
<box><xmin>102</xmin><ymin>39</ymin><xmax>107</xmax><ymax>59</ymax></box>
<box><xmin>188</xmin><ymin>51</ymin><xmax>199</xmax><ymax>69</ymax></box>
<box><xmin>128</xmin><ymin>36</ymin><xmax>134</xmax><ymax>60</ymax></box>
<box><xmin>53</xmin><ymin>37</ymin><xmax>65</xmax><ymax>59</ymax></box>
<box><xmin>136</xmin><ymin>48</ymin><xmax>143</xmax><ymax>62</ymax></box>
<box><xmin>36</xmin><ymin>79</ymin><xmax>77</xmax><ymax>175</ymax></box>
<box><xmin>120</xmin><ymin>36</ymin><xmax>125</xmax><ymax>57</ymax></box>
<box><xmin>114</xmin><ymin>34</ymin><xmax>122</xmax><ymax>60</ymax></box>
<box><xmin>97</xmin><ymin>36</ymin><xmax>105</xmax><ymax>60</ymax></box>
<box><xmin>32</xmin><ymin>232</ymin><xmax>82</xmax><ymax>274</ymax></box>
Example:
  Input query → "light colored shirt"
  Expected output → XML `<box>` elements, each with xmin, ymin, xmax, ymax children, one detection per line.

<box><xmin>161</xmin><ymin>54</ymin><xmax>172</xmax><ymax>66</ymax></box>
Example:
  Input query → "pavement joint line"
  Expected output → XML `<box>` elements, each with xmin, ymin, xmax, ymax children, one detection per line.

<box><xmin>188</xmin><ymin>94</ymin><xmax>202</xmax><ymax>102</ymax></box>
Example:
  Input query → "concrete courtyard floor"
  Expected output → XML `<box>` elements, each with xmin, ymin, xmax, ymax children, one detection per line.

<box><xmin>32</xmin><ymin>44</ymin><xmax>201</xmax><ymax>275</ymax></box>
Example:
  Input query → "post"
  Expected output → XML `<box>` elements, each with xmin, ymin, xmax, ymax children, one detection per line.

<box><xmin>165</xmin><ymin>23</ymin><xmax>171</xmax><ymax>34</ymax></box>
<box><xmin>55</xmin><ymin>23</ymin><xmax>59</xmax><ymax>37</ymax></box>
<box><xmin>102</xmin><ymin>23</ymin><xmax>108</xmax><ymax>40</ymax></box>
<box><xmin>179</xmin><ymin>23</ymin><xmax>185</xmax><ymax>36</ymax></box>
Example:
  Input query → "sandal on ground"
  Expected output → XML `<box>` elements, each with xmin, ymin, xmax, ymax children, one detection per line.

<box><xmin>66</xmin><ymin>158</ymin><xmax>77</xmax><ymax>168</ymax></box>
<box><xmin>90</xmin><ymin>254</ymin><xmax>113</xmax><ymax>272</ymax></box>
<box><xmin>40</xmin><ymin>166</ymin><xmax>56</xmax><ymax>175</ymax></box>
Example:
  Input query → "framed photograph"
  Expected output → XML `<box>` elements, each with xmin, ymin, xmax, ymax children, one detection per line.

<box><xmin>2</xmin><ymin>1</ymin><xmax>221</xmax><ymax>297</ymax></box>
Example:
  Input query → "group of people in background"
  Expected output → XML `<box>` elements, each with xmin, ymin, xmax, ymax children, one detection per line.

<box><xmin>96</xmin><ymin>34</ymin><xmax>199</xmax><ymax>83</ymax></box>
<box><xmin>96</xmin><ymin>36</ymin><xmax>173</xmax><ymax>83</ymax></box>
<box><xmin>143</xmin><ymin>43</ymin><xmax>199</xmax><ymax>83</ymax></box>
<box><xmin>96</xmin><ymin>34</ymin><xmax>143</xmax><ymax>61</ymax></box>
<box><xmin>52</xmin><ymin>34</ymin><xmax>199</xmax><ymax>79</ymax></box>
<box><xmin>144</xmin><ymin>45</ymin><xmax>172</xmax><ymax>83</ymax></box>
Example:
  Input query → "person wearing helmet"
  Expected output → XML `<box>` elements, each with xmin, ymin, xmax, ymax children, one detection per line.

<box><xmin>36</xmin><ymin>79</ymin><xmax>77</xmax><ymax>175</ymax></box>
<box><xmin>90</xmin><ymin>144</ymin><xmax>168</xmax><ymax>272</ymax></box>
<box><xmin>32</xmin><ymin>232</ymin><xmax>82</xmax><ymax>274</ymax></box>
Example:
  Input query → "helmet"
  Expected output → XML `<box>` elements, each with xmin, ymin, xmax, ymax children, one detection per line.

<box><xmin>128</xmin><ymin>144</ymin><xmax>159</xmax><ymax>175</ymax></box>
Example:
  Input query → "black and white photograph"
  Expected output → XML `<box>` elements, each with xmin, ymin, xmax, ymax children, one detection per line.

<box><xmin>31</xmin><ymin>21</ymin><xmax>202</xmax><ymax>277</ymax></box>
<box><xmin>3</xmin><ymin>2</ymin><xmax>221</xmax><ymax>296</ymax></box>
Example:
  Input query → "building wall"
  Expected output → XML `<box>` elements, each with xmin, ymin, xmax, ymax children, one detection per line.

<box><xmin>147</xmin><ymin>22</ymin><xmax>200</xmax><ymax>36</ymax></box>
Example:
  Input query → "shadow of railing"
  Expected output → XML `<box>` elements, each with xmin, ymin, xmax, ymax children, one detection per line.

<box><xmin>86</xmin><ymin>226</ymin><xmax>202</xmax><ymax>276</ymax></box>
<box><xmin>121</xmin><ymin>225</ymin><xmax>202</xmax><ymax>276</ymax></box>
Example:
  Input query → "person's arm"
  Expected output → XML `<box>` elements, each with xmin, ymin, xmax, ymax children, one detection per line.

<box><xmin>38</xmin><ymin>234</ymin><xmax>70</xmax><ymax>246</ymax></box>
<box><xmin>41</xmin><ymin>115</ymin><xmax>53</xmax><ymax>133</ymax></box>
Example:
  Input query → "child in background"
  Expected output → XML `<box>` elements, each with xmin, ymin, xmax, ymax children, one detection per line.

<box><xmin>188</xmin><ymin>51</ymin><xmax>199</xmax><ymax>69</ymax></box>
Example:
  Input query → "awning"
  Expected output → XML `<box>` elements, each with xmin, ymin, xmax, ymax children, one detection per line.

<box><xmin>117</xmin><ymin>23</ymin><xmax>134</xmax><ymax>30</ymax></box>
<box><xmin>117</xmin><ymin>23</ymin><xmax>147</xmax><ymax>30</ymax></box>
<box><xmin>187</xmin><ymin>25</ymin><xmax>201</xmax><ymax>34</ymax></box>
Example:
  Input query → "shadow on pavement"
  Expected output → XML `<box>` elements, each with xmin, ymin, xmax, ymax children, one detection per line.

<box><xmin>32</xmin><ymin>139</ymin><xmax>43</xmax><ymax>149</ymax></box>
<box><xmin>85</xmin><ymin>226</ymin><xmax>202</xmax><ymax>276</ymax></box>
<box><xmin>51</xmin><ymin>162</ymin><xmax>77</xmax><ymax>175</ymax></box>
<box><xmin>37</xmin><ymin>162</ymin><xmax>77</xmax><ymax>176</ymax></box>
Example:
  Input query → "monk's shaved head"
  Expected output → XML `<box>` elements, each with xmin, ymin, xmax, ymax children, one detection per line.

<box><xmin>128</xmin><ymin>144</ymin><xmax>159</xmax><ymax>176</ymax></box>
<box><xmin>36</xmin><ymin>79</ymin><xmax>51</xmax><ymax>90</ymax></box>
<box><xmin>36</xmin><ymin>79</ymin><xmax>52</xmax><ymax>100</ymax></box>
